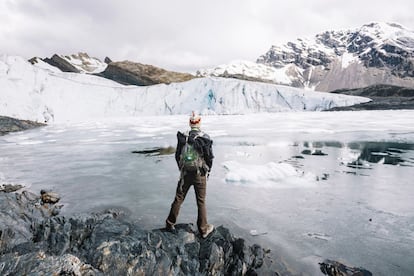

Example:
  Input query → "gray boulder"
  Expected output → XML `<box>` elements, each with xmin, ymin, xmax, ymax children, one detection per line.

<box><xmin>320</xmin><ymin>259</ymin><xmax>373</xmax><ymax>276</ymax></box>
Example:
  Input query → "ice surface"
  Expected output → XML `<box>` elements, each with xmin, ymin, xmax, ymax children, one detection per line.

<box><xmin>0</xmin><ymin>110</ymin><xmax>413</xmax><ymax>275</ymax></box>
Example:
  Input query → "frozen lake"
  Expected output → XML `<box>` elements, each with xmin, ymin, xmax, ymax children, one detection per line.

<box><xmin>1</xmin><ymin>110</ymin><xmax>414</xmax><ymax>275</ymax></box>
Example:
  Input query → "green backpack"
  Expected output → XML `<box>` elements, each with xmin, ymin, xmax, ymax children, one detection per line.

<box><xmin>179</xmin><ymin>133</ymin><xmax>205</xmax><ymax>172</ymax></box>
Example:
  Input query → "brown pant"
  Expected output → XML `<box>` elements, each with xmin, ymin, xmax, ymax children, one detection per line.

<box><xmin>166</xmin><ymin>171</ymin><xmax>208</xmax><ymax>235</ymax></box>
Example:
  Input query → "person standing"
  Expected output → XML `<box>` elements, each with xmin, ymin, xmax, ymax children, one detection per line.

<box><xmin>166</xmin><ymin>112</ymin><xmax>214</xmax><ymax>238</ymax></box>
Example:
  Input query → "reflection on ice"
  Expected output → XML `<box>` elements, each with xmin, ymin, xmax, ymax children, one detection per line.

<box><xmin>349</xmin><ymin>141</ymin><xmax>414</xmax><ymax>166</ymax></box>
<box><xmin>293</xmin><ymin>140</ymin><xmax>414</xmax><ymax>172</ymax></box>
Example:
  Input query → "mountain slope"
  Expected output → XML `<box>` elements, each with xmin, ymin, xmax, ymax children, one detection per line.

<box><xmin>31</xmin><ymin>53</ymin><xmax>108</xmax><ymax>74</ymax></box>
<box><xmin>257</xmin><ymin>22</ymin><xmax>414</xmax><ymax>91</ymax></box>
<box><xmin>196</xmin><ymin>60</ymin><xmax>295</xmax><ymax>86</ymax></box>
<box><xmin>0</xmin><ymin>55</ymin><xmax>369</xmax><ymax>123</ymax></box>
<box><xmin>200</xmin><ymin>22</ymin><xmax>414</xmax><ymax>91</ymax></box>
<box><xmin>100</xmin><ymin>60</ymin><xmax>196</xmax><ymax>86</ymax></box>
<box><xmin>32</xmin><ymin>53</ymin><xmax>195</xmax><ymax>86</ymax></box>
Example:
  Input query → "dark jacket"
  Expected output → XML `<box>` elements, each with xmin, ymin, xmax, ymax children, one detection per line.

<box><xmin>175</xmin><ymin>129</ymin><xmax>214</xmax><ymax>173</ymax></box>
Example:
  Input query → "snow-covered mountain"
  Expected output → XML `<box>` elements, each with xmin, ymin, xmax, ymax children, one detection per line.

<box><xmin>196</xmin><ymin>60</ymin><xmax>295</xmax><ymax>86</ymax></box>
<box><xmin>0</xmin><ymin>55</ymin><xmax>369</xmax><ymax>123</ymax></box>
<box><xmin>258</xmin><ymin>22</ymin><xmax>414</xmax><ymax>91</ymax></box>
<box><xmin>200</xmin><ymin>22</ymin><xmax>414</xmax><ymax>91</ymax></box>
<box><xmin>30</xmin><ymin>52</ymin><xmax>107</xmax><ymax>74</ymax></box>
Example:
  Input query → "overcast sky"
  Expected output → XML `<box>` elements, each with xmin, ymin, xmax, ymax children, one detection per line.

<box><xmin>1</xmin><ymin>0</ymin><xmax>413</xmax><ymax>72</ymax></box>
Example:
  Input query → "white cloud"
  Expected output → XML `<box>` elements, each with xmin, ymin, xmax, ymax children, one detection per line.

<box><xmin>1</xmin><ymin>0</ymin><xmax>413</xmax><ymax>72</ymax></box>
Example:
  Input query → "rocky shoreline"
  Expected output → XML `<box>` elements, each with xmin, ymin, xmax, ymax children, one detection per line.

<box><xmin>0</xmin><ymin>186</ymin><xmax>277</xmax><ymax>275</ymax></box>
<box><xmin>0</xmin><ymin>185</ymin><xmax>373</xmax><ymax>275</ymax></box>
<box><xmin>0</xmin><ymin>116</ymin><xmax>45</xmax><ymax>136</ymax></box>
<box><xmin>326</xmin><ymin>84</ymin><xmax>414</xmax><ymax>111</ymax></box>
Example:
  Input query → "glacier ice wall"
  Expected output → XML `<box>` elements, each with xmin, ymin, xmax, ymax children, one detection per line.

<box><xmin>0</xmin><ymin>55</ymin><xmax>370</xmax><ymax>123</ymax></box>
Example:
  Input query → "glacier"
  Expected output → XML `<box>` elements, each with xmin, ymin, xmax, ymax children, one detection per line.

<box><xmin>0</xmin><ymin>55</ymin><xmax>370</xmax><ymax>123</ymax></box>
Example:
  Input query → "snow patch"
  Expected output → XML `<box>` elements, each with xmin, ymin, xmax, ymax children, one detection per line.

<box><xmin>223</xmin><ymin>161</ymin><xmax>316</xmax><ymax>188</ymax></box>
<box><xmin>341</xmin><ymin>53</ymin><xmax>360</xmax><ymax>69</ymax></box>
<box><xmin>197</xmin><ymin>60</ymin><xmax>292</xmax><ymax>85</ymax></box>
<box><xmin>59</xmin><ymin>53</ymin><xmax>108</xmax><ymax>74</ymax></box>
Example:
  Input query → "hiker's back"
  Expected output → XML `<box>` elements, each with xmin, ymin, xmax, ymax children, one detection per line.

<box><xmin>178</xmin><ymin>130</ymin><xmax>206</xmax><ymax>173</ymax></box>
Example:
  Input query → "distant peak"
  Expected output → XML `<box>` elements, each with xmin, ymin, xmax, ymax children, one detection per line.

<box><xmin>361</xmin><ymin>22</ymin><xmax>406</xmax><ymax>30</ymax></box>
<box><xmin>385</xmin><ymin>22</ymin><xmax>405</xmax><ymax>29</ymax></box>
<box><xmin>42</xmin><ymin>52</ymin><xmax>107</xmax><ymax>74</ymax></box>
<box><xmin>69</xmin><ymin>52</ymin><xmax>91</xmax><ymax>59</ymax></box>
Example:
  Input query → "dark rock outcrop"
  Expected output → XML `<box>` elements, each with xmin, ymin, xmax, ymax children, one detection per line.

<box><xmin>320</xmin><ymin>259</ymin><xmax>373</xmax><ymax>276</ymax></box>
<box><xmin>43</xmin><ymin>54</ymin><xmax>81</xmax><ymax>73</ymax></box>
<box><xmin>28</xmin><ymin>56</ymin><xmax>41</xmax><ymax>65</ymax></box>
<box><xmin>0</xmin><ymin>189</ymin><xmax>279</xmax><ymax>275</ymax></box>
<box><xmin>34</xmin><ymin>53</ymin><xmax>107</xmax><ymax>73</ymax></box>
<box><xmin>104</xmin><ymin>57</ymin><xmax>113</xmax><ymax>64</ymax></box>
<box><xmin>331</xmin><ymin>84</ymin><xmax>414</xmax><ymax>97</ymax></box>
<box><xmin>100</xmin><ymin>61</ymin><xmax>196</xmax><ymax>86</ymax></box>
<box><xmin>0</xmin><ymin>116</ymin><xmax>45</xmax><ymax>136</ymax></box>
<box><xmin>0</xmin><ymin>183</ymin><xmax>24</xmax><ymax>193</ymax></box>
<box><xmin>132</xmin><ymin>146</ymin><xmax>176</xmax><ymax>156</ymax></box>
<box><xmin>0</xmin><ymin>188</ymin><xmax>62</xmax><ymax>256</ymax></box>
<box><xmin>327</xmin><ymin>84</ymin><xmax>414</xmax><ymax>110</ymax></box>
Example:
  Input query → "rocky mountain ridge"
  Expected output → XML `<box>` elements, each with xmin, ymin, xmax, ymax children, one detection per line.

<box><xmin>31</xmin><ymin>53</ymin><xmax>196</xmax><ymax>86</ymax></box>
<box><xmin>99</xmin><ymin>60</ymin><xmax>195</xmax><ymax>86</ymax></box>
<box><xmin>257</xmin><ymin>22</ymin><xmax>414</xmax><ymax>91</ymax></box>
<box><xmin>199</xmin><ymin>22</ymin><xmax>414</xmax><ymax>91</ymax></box>
<box><xmin>30</xmin><ymin>52</ymin><xmax>108</xmax><ymax>74</ymax></box>
<box><xmin>28</xmin><ymin>22</ymin><xmax>414</xmax><ymax>91</ymax></box>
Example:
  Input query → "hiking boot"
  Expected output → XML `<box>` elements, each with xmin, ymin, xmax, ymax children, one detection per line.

<box><xmin>202</xmin><ymin>224</ymin><xmax>214</xmax><ymax>238</ymax></box>
<box><xmin>165</xmin><ymin>223</ymin><xmax>176</xmax><ymax>232</ymax></box>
